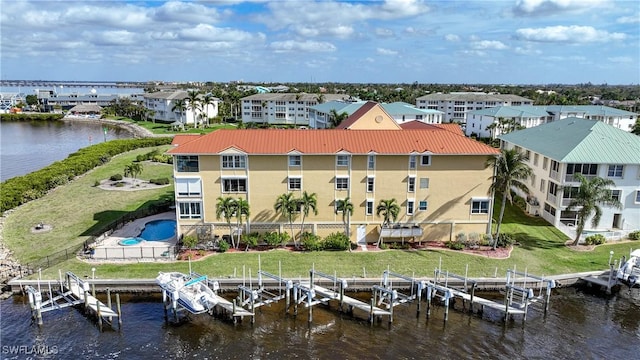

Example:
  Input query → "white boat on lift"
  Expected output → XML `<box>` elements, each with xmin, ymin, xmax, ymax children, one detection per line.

<box><xmin>156</xmin><ymin>272</ymin><xmax>219</xmax><ymax>314</ymax></box>
<box><xmin>617</xmin><ymin>249</ymin><xmax>640</xmax><ymax>288</ymax></box>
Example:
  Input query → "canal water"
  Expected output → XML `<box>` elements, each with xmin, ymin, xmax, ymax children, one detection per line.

<box><xmin>1</xmin><ymin>287</ymin><xmax>638</xmax><ymax>359</ymax></box>
<box><xmin>0</xmin><ymin>120</ymin><xmax>133</xmax><ymax>182</ymax></box>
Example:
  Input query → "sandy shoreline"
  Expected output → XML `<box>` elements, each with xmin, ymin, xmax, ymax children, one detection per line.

<box><xmin>61</xmin><ymin>115</ymin><xmax>171</xmax><ymax>138</ymax></box>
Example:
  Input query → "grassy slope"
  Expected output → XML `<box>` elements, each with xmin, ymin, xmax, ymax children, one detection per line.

<box><xmin>111</xmin><ymin>116</ymin><xmax>236</xmax><ymax>134</ymax></box>
<box><xmin>3</xmin><ymin>146</ymin><xmax>174</xmax><ymax>264</ymax></box>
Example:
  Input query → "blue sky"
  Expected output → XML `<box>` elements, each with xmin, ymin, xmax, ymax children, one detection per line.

<box><xmin>1</xmin><ymin>0</ymin><xmax>638</xmax><ymax>84</ymax></box>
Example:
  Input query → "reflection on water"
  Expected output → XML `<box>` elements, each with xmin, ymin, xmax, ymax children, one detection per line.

<box><xmin>1</xmin><ymin>287</ymin><xmax>638</xmax><ymax>359</ymax></box>
<box><xmin>0</xmin><ymin>121</ymin><xmax>133</xmax><ymax>181</ymax></box>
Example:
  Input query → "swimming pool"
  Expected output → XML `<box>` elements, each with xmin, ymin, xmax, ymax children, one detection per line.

<box><xmin>119</xmin><ymin>219</ymin><xmax>177</xmax><ymax>246</ymax></box>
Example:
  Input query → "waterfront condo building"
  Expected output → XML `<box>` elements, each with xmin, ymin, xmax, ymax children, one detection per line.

<box><xmin>499</xmin><ymin>118</ymin><xmax>640</xmax><ymax>241</ymax></box>
<box><xmin>143</xmin><ymin>90</ymin><xmax>219</xmax><ymax>125</ymax></box>
<box><xmin>240</xmin><ymin>93</ymin><xmax>353</xmax><ymax>126</ymax></box>
<box><xmin>416</xmin><ymin>92</ymin><xmax>533</xmax><ymax>124</ymax></box>
<box><xmin>168</xmin><ymin>106</ymin><xmax>499</xmax><ymax>245</ymax></box>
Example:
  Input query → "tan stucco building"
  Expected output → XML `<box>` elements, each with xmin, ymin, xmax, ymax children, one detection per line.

<box><xmin>168</xmin><ymin>103</ymin><xmax>499</xmax><ymax>245</ymax></box>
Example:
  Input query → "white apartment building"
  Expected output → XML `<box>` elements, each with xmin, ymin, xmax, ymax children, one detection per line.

<box><xmin>416</xmin><ymin>92</ymin><xmax>533</xmax><ymax>124</ymax></box>
<box><xmin>499</xmin><ymin>118</ymin><xmax>640</xmax><ymax>241</ymax></box>
<box><xmin>467</xmin><ymin>105</ymin><xmax>638</xmax><ymax>138</ymax></box>
<box><xmin>240</xmin><ymin>93</ymin><xmax>352</xmax><ymax>126</ymax></box>
<box><xmin>144</xmin><ymin>90</ymin><xmax>219</xmax><ymax>125</ymax></box>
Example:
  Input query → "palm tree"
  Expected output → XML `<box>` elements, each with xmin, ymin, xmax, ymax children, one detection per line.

<box><xmin>376</xmin><ymin>198</ymin><xmax>400</xmax><ymax>247</ymax></box>
<box><xmin>216</xmin><ymin>196</ymin><xmax>238</xmax><ymax>248</ymax></box>
<box><xmin>485</xmin><ymin>148</ymin><xmax>533</xmax><ymax>249</ymax></box>
<box><xmin>171</xmin><ymin>98</ymin><xmax>186</xmax><ymax>124</ymax></box>
<box><xmin>565</xmin><ymin>174</ymin><xmax>622</xmax><ymax>246</ymax></box>
<box><xmin>124</xmin><ymin>162</ymin><xmax>143</xmax><ymax>183</ymax></box>
<box><xmin>274</xmin><ymin>193</ymin><xmax>298</xmax><ymax>247</ymax></box>
<box><xmin>298</xmin><ymin>191</ymin><xmax>318</xmax><ymax>247</ymax></box>
<box><xmin>335</xmin><ymin>197</ymin><xmax>354</xmax><ymax>251</ymax></box>
<box><xmin>200</xmin><ymin>93</ymin><xmax>216</xmax><ymax>127</ymax></box>
<box><xmin>234</xmin><ymin>198</ymin><xmax>250</xmax><ymax>249</ymax></box>
<box><xmin>261</xmin><ymin>101</ymin><xmax>268</xmax><ymax>127</ymax></box>
<box><xmin>187</xmin><ymin>90</ymin><xmax>201</xmax><ymax>128</ymax></box>
<box><xmin>329</xmin><ymin>109</ymin><xmax>349</xmax><ymax>128</ymax></box>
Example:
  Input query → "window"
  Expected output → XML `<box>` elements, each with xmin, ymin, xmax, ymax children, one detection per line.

<box><xmin>543</xmin><ymin>157</ymin><xmax>548</xmax><ymax>170</ymax></box>
<box><xmin>524</xmin><ymin>150</ymin><xmax>530</xmax><ymax>161</ymax></box>
<box><xmin>566</xmin><ymin>163</ymin><xmax>597</xmax><ymax>176</ymax></box>
<box><xmin>407</xmin><ymin>200</ymin><xmax>415</xmax><ymax>215</ymax></box>
<box><xmin>408</xmin><ymin>176</ymin><xmax>416</xmax><ymax>192</ymax></box>
<box><xmin>530</xmin><ymin>174</ymin><xmax>536</xmax><ymax>186</ymax></box>
<box><xmin>540</xmin><ymin>179</ymin><xmax>546</xmax><ymax>192</ymax></box>
<box><xmin>420</xmin><ymin>178</ymin><xmax>430</xmax><ymax>189</ymax></box>
<box><xmin>336</xmin><ymin>177</ymin><xmax>349</xmax><ymax>190</ymax></box>
<box><xmin>409</xmin><ymin>155</ymin><xmax>417</xmax><ymax>169</ymax></box>
<box><xmin>471</xmin><ymin>199</ymin><xmax>489</xmax><ymax>214</ymax></box>
<box><xmin>222</xmin><ymin>178</ymin><xmax>247</xmax><ymax>193</ymax></box>
<box><xmin>609</xmin><ymin>189</ymin><xmax>621</xmax><ymax>202</ymax></box>
<box><xmin>366</xmin><ymin>200</ymin><xmax>374</xmax><ymax>215</ymax></box>
<box><xmin>544</xmin><ymin>203</ymin><xmax>556</xmax><ymax>216</ymax></box>
<box><xmin>368</xmin><ymin>155</ymin><xmax>375</xmax><ymax>170</ymax></box>
<box><xmin>607</xmin><ymin>165</ymin><xmax>624</xmax><ymax>178</ymax></box>
<box><xmin>289</xmin><ymin>155</ymin><xmax>301</xmax><ymax>167</ymax></box>
<box><xmin>636</xmin><ymin>190</ymin><xmax>640</xmax><ymax>203</ymax></box>
<box><xmin>222</xmin><ymin>155</ymin><xmax>246</xmax><ymax>169</ymax></box>
<box><xmin>288</xmin><ymin>177</ymin><xmax>301</xmax><ymax>191</ymax></box>
<box><xmin>420</xmin><ymin>155</ymin><xmax>431</xmax><ymax>166</ymax></box>
<box><xmin>366</xmin><ymin>176</ymin><xmax>374</xmax><ymax>192</ymax></box>
<box><xmin>548</xmin><ymin>182</ymin><xmax>559</xmax><ymax>196</ymax></box>
<box><xmin>336</xmin><ymin>155</ymin><xmax>349</xmax><ymax>167</ymax></box>
<box><xmin>176</xmin><ymin>155</ymin><xmax>199</xmax><ymax>172</ymax></box>
<box><xmin>534</xmin><ymin>153</ymin><xmax>539</xmax><ymax>166</ymax></box>
<box><xmin>176</xmin><ymin>178</ymin><xmax>201</xmax><ymax>197</ymax></box>
<box><xmin>179</xmin><ymin>202</ymin><xmax>202</xmax><ymax>219</ymax></box>
<box><xmin>418</xmin><ymin>201</ymin><xmax>428</xmax><ymax>211</ymax></box>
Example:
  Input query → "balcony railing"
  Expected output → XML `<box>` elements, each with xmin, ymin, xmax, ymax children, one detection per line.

<box><xmin>564</xmin><ymin>174</ymin><xmax>597</xmax><ymax>182</ymax></box>
<box><xmin>549</xmin><ymin>170</ymin><xmax>560</xmax><ymax>181</ymax></box>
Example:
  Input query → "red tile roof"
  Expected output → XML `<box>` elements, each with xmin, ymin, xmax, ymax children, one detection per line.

<box><xmin>171</xmin><ymin>134</ymin><xmax>203</xmax><ymax>146</ymax></box>
<box><xmin>168</xmin><ymin>129</ymin><xmax>499</xmax><ymax>155</ymax></box>
<box><xmin>400</xmin><ymin>121</ymin><xmax>464</xmax><ymax>136</ymax></box>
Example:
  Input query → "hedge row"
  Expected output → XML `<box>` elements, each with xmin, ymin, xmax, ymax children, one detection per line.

<box><xmin>0</xmin><ymin>113</ymin><xmax>65</xmax><ymax>122</ymax></box>
<box><xmin>1</xmin><ymin>137</ymin><xmax>172</xmax><ymax>212</ymax></box>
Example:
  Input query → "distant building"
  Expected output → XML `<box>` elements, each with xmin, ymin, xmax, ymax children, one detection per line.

<box><xmin>309</xmin><ymin>101</ymin><xmax>443</xmax><ymax>129</ymax></box>
<box><xmin>240</xmin><ymin>93</ymin><xmax>353</xmax><ymax>126</ymax></box>
<box><xmin>143</xmin><ymin>90</ymin><xmax>219</xmax><ymax>125</ymax></box>
<box><xmin>0</xmin><ymin>92</ymin><xmax>26</xmax><ymax>113</ymax></box>
<box><xmin>35</xmin><ymin>90</ymin><xmax>144</xmax><ymax>112</ymax></box>
<box><xmin>499</xmin><ymin>118</ymin><xmax>640</xmax><ymax>241</ymax></box>
<box><xmin>466</xmin><ymin>105</ymin><xmax>638</xmax><ymax>138</ymax></box>
<box><xmin>415</xmin><ymin>92</ymin><xmax>533</xmax><ymax>124</ymax></box>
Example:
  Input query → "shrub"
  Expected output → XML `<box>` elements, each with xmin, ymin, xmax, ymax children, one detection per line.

<box><xmin>301</xmin><ymin>232</ymin><xmax>323</xmax><ymax>251</ymax></box>
<box><xmin>135</xmin><ymin>154</ymin><xmax>146</xmax><ymax>162</ymax></box>
<box><xmin>445</xmin><ymin>241</ymin><xmax>465</xmax><ymax>250</ymax></box>
<box><xmin>513</xmin><ymin>196</ymin><xmax>527</xmax><ymax>211</ymax></box>
<box><xmin>389</xmin><ymin>242</ymin><xmax>410</xmax><ymax>250</ymax></box>
<box><xmin>264</xmin><ymin>231</ymin><xmax>286</xmax><ymax>247</ymax></box>
<box><xmin>182</xmin><ymin>235</ymin><xmax>198</xmax><ymax>249</ymax></box>
<box><xmin>495</xmin><ymin>233</ymin><xmax>515</xmax><ymax>248</ymax></box>
<box><xmin>150</xmin><ymin>178</ymin><xmax>170</xmax><ymax>185</ymax></box>
<box><xmin>456</xmin><ymin>232</ymin><xmax>466</xmax><ymax>243</ymax></box>
<box><xmin>94</xmin><ymin>180</ymin><xmax>101</xmax><ymax>187</ymax></box>
<box><xmin>628</xmin><ymin>231</ymin><xmax>640</xmax><ymax>240</ymax></box>
<box><xmin>243</xmin><ymin>232</ymin><xmax>260</xmax><ymax>250</ymax></box>
<box><xmin>323</xmin><ymin>232</ymin><xmax>350</xmax><ymax>251</ymax></box>
<box><xmin>115</xmin><ymin>182</ymin><xmax>125</xmax><ymax>187</ymax></box>
<box><xmin>585</xmin><ymin>234</ymin><xmax>606</xmax><ymax>245</ymax></box>
<box><xmin>218</xmin><ymin>240</ymin><xmax>230</xmax><ymax>253</ymax></box>
<box><xmin>110</xmin><ymin>173</ymin><xmax>123</xmax><ymax>181</ymax></box>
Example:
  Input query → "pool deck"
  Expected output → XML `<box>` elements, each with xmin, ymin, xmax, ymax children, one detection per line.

<box><xmin>90</xmin><ymin>212</ymin><xmax>178</xmax><ymax>261</ymax></box>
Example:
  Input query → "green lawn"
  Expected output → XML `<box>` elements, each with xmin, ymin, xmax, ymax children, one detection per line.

<box><xmin>109</xmin><ymin>116</ymin><xmax>236</xmax><ymax>134</ymax></box>
<box><xmin>7</xmin><ymin>145</ymin><xmax>638</xmax><ymax>280</ymax></box>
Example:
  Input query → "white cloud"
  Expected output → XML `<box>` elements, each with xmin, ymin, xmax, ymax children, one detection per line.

<box><xmin>514</xmin><ymin>45</ymin><xmax>542</xmax><ymax>55</ymax></box>
<box><xmin>91</xmin><ymin>30</ymin><xmax>140</xmax><ymax>46</ymax></box>
<box><xmin>608</xmin><ymin>56</ymin><xmax>632</xmax><ymax>63</ymax></box>
<box><xmin>270</xmin><ymin>40</ymin><xmax>337</xmax><ymax>53</ymax></box>
<box><xmin>375</xmin><ymin>28</ymin><xmax>395</xmax><ymax>38</ymax></box>
<box><xmin>513</xmin><ymin>0</ymin><xmax>609</xmax><ymax>16</ymax></box>
<box><xmin>444</xmin><ymin>34</ymin><xmax>460</xmax><ymax>42</ymax></box>
<box><xmin>617</xmin><ymin>14</ymin><xmax>640</xmax><ymax>24</ymax></box>
<box><xmin>294</xmin><ymin>25</ymin><xmax>354</xmax><ymax>39</ymax></box>
<box><xmin>376</xmin><ymin>48</ymin><xmax>398</xmax><ymax>56</ymax></box>
<box><xmin>178</xmin><ymin>24</ymin><xmax>256</xmax><ymax>42</ymax></box>
<box><xmin>515</xmin><ymin>25</ymin><xmax>626</xmax><ymax>43</ymax></box>
<box><xmin>471</xmin><ymin>40</ymin><xmax>508</xmax><ymax>50</ymax></box>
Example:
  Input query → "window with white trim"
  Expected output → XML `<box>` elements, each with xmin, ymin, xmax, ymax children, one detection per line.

<box><xmin>175</xmin><ymin>178</ymin><xmax>202</xmax><ymax>197</ymax></box>
<box><xmin>418</xmin><ymin>201</ymin><xmax>428</xmax><ymax>211</ymax></box>
<box><xmin>409</xmin><ymin>155</ymin><xmax>417</xmax><ymax>169</ymax></box>
<box><xmin>420</xmin><ymin>178</ymin><xmax>430</xmax><ymax>189</ymax></box>
<box><xmin>336</xmin><ymin>155</ymin><xmax>349</xmax><ymax>167</ymax></box>
<box><xmin>408</xmin><ymin>176</ymin><xmax>416</xmax><ymax>192</ymax></box>
<box><xmin>288</xmin><ymin>177</ymin><xmax>301</xmax><ymax>191</ymax></box>
<box><xmin>179</xmin><ymin>202</ymin><xmax>202</xmax><ymax>219</ymax></box>
<box><xmin>636</xmin><ymin>190</ymin><xmax>640</xmax><ymax>203</ymax></box>
<box><xmin>366</xmin><ymin>176</ymin><xmax>374</xmax><ymax>193</ymax></box>
<box><xmin>407</xmin><ymin>200</ymin><xmax>415</xmax><ymax>215</ymax></box>
<box><xmin>222</xmin><ymin>155</ymin><xmax>246</xmax><ymax>169</ymax></box>
<box><xmin>222</xmin><ymin>178</ymin><xmax>247</xmax><ymax>193</ymax></box>
<box><xmin>420</xmin><ymin>155</ymin><xmax>431</xmax><ymax>166</ymax></box>
<box><xmin>471</xmin><ymin>199</ymin><xmax>489</xmax><ymax>214</ymax></box>
<box><xmin>336</xmin><ymin>177</ymin><xmax>349</xmax><ymax>190</ymax></box>
<box><xmin>176</xmin><ymin>155</ymin><xmax>199</xmax><ymax>172</ymax></box>
<box><xmin>609</xmin><ymin>189</ymin><xmax>621</xmax><ymax>202</ymax></box>
<box><xmin>607</xmin><ymin>164</ymin><xmax>624</xmax><ymax>178</ymax></box>
<box><xmin>366</xmin><ymin>200</ymin><xmax>374</xmax><ymax>215</ymax></box>
<box><xmin>368</xmin><ymin>155</ymin><xmax>375</xmax><ymax>170</ymax></box>
<box><xmin>289</xmin><ymin>155</ymin><xmax>301</xmax><ymax>167</ymax></box>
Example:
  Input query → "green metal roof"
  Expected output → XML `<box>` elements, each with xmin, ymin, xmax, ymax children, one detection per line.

<box><xmin>469</xmin><ymin>104</ymin><xmax>636</xmax><ymax>118</ymax></box>
<box><xmin>382</xmin><ymin>102</ymin><xmax>443</xmax><ymax>115</ymax></box>
<box><xmin>469</xmin><ymin>106</ymin><xmax>549</xmax><ymax>117</ymax></box>
<box><xmin>499</xmin><ymin>117</ymin><xmax>640</xmax><ymax>164</ymax></box>
<box><xmin>544</xmin><ymin>105</ymin><xmax>636</xmax><ymax>116</ymax></box>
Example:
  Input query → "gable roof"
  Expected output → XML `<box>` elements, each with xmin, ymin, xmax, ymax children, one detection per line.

<box><xmin>400</xmin><ymin>121</ymin><xmax>464</xmax><ymax>136</ymax></box>
<box><xmin>336</xmin><ymin>101</ymin><xmax>401</xmax><ymax>130</ymax></box>
<box><xmin>171</xmin><ymin>134</ymin><xmax>202</xmax><ymax>146</ymax></box>
<box><xmin>499</xmin><ymin>117</ymin><xmax>640</xmax><ymax>164</ymax></box>
<box><xmin>168</xmin><ymin>129</ymin><xmax>499</xmax><ymax>156</ymax></box>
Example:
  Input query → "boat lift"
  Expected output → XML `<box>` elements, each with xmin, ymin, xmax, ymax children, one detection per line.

<box><xmin>506</xmin><ymin>268</ymin><xmax>555</xmax><ymax>315</ymax></box>
<box><xmin>237</xmin><ymin>269</ymin><xmax>293</xmax><ymax>324</ymax></box>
